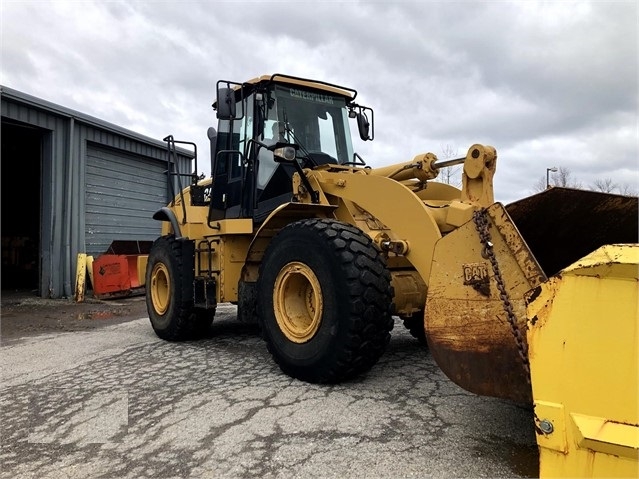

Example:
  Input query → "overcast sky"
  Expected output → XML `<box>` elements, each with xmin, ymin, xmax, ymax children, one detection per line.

<box><xmin>2</xmin><ymin>0</ymin><xmax>637</xmax><ymax>203</ymax></box>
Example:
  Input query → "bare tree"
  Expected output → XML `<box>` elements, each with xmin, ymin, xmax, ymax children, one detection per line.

<box><xmin>532</xmin><ymin>166</ymin><xmax>583</xmax><ymax>193</ymax></box>
<box><xmin>592</xmin><ymin>178</ymin><xmax>638</xmax><ymax>196</ymax></box>
<box><xmin>439</xmin><ymin>144</ymin><xmax>461</xmax><ymax>187</ymax></box>
<box><xmin>592</xmin><ymin>178</ymin><xmax>618</xmax><ymax>193</ymax></box>
<box><xmin>554</xmin><ymin>166</ymin><xmax>583</xmax><ymax>189</ymax></box>
<box><xmin>533</xmin><ymin>168</ymin><xmax>638</xmax><ymax>196</ymax></box>
<box><xmin>617</xmin><ymin>183</ymin><xmax>639</xmax><ymax>196</ymax></box>
<box><xmin>532</xmin><ymin>176</ymin><xmax>548</xmax><ymax>193</ymax></box>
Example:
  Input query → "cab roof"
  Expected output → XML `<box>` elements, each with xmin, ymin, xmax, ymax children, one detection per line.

<box><xmin>245</xmin><ymin>74</ymin><xmax>357</xmax><ymax>101</ymax></box>
<box><xmin>212</xmin><ymin>74</ymin><xmax>357</xmax><ymax>110</ymax></box>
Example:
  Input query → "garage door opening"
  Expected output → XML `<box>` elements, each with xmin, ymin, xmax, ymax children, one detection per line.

<box><xmin>2</xmin><ymin>121</ymin><xmax>44</xmax><ymax>292</ymax></box>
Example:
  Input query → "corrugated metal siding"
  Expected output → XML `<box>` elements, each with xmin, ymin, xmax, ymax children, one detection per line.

<box><xmin>2</xmin><ymin>88</ymin><xmax>195</xmax><ymax>298</ymax></box>
<box><xmin>85</xmin><ymin>144</ymin><xmax>166</xmax><ymax>255</ymax></box>
<box><xmin>2</xmin><ymin>99</ymin><xmax>59</xmax><ymax>129</ymax></box>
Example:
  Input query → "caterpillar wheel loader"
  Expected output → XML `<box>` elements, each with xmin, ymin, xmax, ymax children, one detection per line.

<box><xmin>146</xmin><ymin>74</ymin><xmax>638</xmax><ymax>475</ymax></box>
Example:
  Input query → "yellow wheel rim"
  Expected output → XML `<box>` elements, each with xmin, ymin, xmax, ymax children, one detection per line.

<box><xmin>273</xmin><ymin>261</ymin><xmax>323</xmax><ymax>343</ymax></box>
<box><xmin>150</xmin><ymin>262</ymin><xmax>171</xmax><ymax>315</ymax></box>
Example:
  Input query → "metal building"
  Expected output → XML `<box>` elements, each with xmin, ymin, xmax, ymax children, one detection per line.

<box><xmin>1</xmin><ymin>86</ymin><xmax>195</xmax><ymax>298</ymax></box>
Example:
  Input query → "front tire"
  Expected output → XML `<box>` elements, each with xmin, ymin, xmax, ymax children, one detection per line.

<box><xmin>146</xmin><ymin>235</ymin><xmax>213</xmax><ymax>340</ymax></box>
<box><xmin>257</xmin><ymin>219</ymin><xmax>393</xmax><ymax>383</ymax></box>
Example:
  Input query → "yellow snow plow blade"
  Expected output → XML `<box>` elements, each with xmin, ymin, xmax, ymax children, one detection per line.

<box><xmin>527</xmin><ymin>244</ymin><xmax>639</xmax><ymax>478</ymax></box>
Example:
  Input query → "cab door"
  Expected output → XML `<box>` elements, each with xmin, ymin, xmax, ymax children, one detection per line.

<box><xmin>209</xmin><ymin>87</ymin><xmax>255</xmax><ymax>221</ymax></box>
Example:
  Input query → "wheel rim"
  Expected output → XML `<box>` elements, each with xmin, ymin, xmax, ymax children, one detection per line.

<box><xmin>273</xmin><ymin>261</ymin><xmax>323</xmax><ymax>343</ymax></box>
<box><xmin>150</xmin><ymin>262</ymin><xmax>171</xmax><ymax>315</ymax></box>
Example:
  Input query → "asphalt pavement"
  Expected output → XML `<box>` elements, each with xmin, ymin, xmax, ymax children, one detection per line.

<box><xmin>0</xmin><ymin>303</ymin><xmax>539</xmax><ymax>478</ymax></box>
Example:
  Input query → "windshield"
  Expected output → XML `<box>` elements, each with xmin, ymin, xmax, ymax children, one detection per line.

<box><xmin>262</xmin><ymin>84</ymin><xmax>354</xmax><ymax>165</ymax></box>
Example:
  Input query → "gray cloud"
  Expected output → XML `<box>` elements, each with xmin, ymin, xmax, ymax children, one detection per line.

<box><xmin>2</xmin><ymin>0</ymin><xmax>636</xmax><ymax>204</ymax></box>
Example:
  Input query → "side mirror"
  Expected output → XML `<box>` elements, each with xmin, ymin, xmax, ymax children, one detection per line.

<box><xmin>216</xmin><ymin>87</ymin><xmax>236</xmax><ymax>120</ymax></box>
<box><xmin>357</xmin><ymin>112</ymin><xmax>370</xmax><ymax>141</ymax></box>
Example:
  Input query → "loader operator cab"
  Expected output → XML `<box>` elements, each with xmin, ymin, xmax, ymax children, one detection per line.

<box><xmin>209</xmin><ymin>74</ymin><xmax>372</xmax><ymax>224</ymax></box>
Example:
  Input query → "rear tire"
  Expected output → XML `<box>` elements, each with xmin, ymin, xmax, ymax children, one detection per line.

<box><xmin>257</xmin><ymin>218</ymin><xmax>393</xmax><ymax>383</ymax></box>
<box><xmin>146</xmin><ymin>235</ymin><xmax>214</xmax><ymax>340</ymax></box>
<box><xmin>401</xmin><ymin>313</ymin><xmax>427</xmax><ymax>344</ymax></box>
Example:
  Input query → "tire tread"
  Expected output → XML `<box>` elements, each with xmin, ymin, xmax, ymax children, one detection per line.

<box><xmin>259</xmin><ymin>218</ymin><xmax>393</xmax><ymax>383</ymax></box>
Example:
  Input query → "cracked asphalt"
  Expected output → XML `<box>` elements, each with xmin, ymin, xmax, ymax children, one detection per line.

<box><xmin>0</xmin><ymin>303</ymin><xmax>539</xmax><ymax>478</ymax></box>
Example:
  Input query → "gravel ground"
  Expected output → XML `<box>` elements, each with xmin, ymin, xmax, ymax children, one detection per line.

<box><xmin>1</xmin><ymin>290</ymin><xmax>148</xmax><ymax>343</ymax></box>
<box><xmin>0</xmin><ymin>294</ymin><xmax>539</xmax><ymax>478</ymax></box>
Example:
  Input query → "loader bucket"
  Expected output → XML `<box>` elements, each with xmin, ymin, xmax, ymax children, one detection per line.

<box><xmin>505</xmin><ymin>187</ymin><xmax>639</xmax><ymax>278</ymax></box>
<box><xmin>425</xmin><ymin>188</ymin><xmax>638</xmax><ymax>405</ymax></box>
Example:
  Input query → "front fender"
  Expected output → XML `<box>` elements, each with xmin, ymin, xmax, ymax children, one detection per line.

<box><xmin>241</xmin><ymin>202</ymin><xmax>338</xmax><ymax>282</ymax></box>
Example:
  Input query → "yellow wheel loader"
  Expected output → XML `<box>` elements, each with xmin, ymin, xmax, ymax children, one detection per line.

<box><xmin>146</xmin><ymin>74</ymin><xmax>638</xmax><ymax>476</ymax></box>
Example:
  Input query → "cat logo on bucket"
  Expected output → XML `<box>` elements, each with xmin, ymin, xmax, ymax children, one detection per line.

<box><xmin>463</xmin><ymin>262</ymin><xmax>490</xmax><ymax>296</ymax></box>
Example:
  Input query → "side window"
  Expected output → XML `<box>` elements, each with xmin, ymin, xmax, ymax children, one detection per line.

<box><xmin>230</xmin><ymin>95</ymin><xmax>254</xmax><ymax>180</ymax></box>
<box><xmin>214</xmin><ymin>119</ymin><xmax>230</xmax><ymax>175</ymax></box>
<box><xmin>319</xmin><ymin>114</ymin><xmax>337</xmax><ymax>159</ymax></box>
<box><xmin>257</xmin><ymin>119</ymin><xmax>281</xmax><ymax>190</ymax></box>
<box><xmin>230</xmin><ymin>116</ymin><xmax>243</xmax><ymax>179</ymax></box>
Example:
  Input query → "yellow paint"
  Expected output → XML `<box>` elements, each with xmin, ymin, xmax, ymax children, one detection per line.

<box><xmin>273</xmin><ymin>261</ymin><xmax>323</xmax><ymax>343</ymax></box>
<box><xmin>390</xmin><ymin>270</ymin><xmax>427</xmax><ymax>317</ymax></box>
<box><xmin>218</xmin><ymin>235</ymin><xmax>251</xmax><ymax>302</ymax></box>
<box><xmin>310</xmin><ymin>169</ymin><xmax>442</xmax><ymax>286</ymax></box>
<box><xmin>74</xmin><ymin>253</ymin><xmax>87</xmax><ymax>303</ymax></box>
<box><xmin>160</xmin><ymin>139</ymin><xmax>498</xmax><ymax>319</ymax></box>
<box><xmin>445</xmin><ymin>200</ymin><xmax>475</xmax><ymax>227</ymax></box>
<box><xmin>217</xmin><ymin>219</ymin><xmax>254</xmax><ymax>235</ymax></box>
<box><xmin>571</xmin><ymin>413</ymin><xmax>639</xmax><ymax>459</ymax></box>
<box><xmin>460</xmin><ymin>144</ymin><xmax>496</xmax><ymax>206</ymax></box>
<box><xmin>137</xmin><ymin>255</ymin><xmax>148</xmax><ymax>287</ymax></box>
<box><xmin>534</xmin><ymin>401</ymin><xmax>568</xmax><ymax>454</ymax></box>
<box><xmin>527</xmin><ymin>244</ymin><xmax>639</xmax><ymax>478</ymax></box>
<box><xmin>425</xmin><ymin>203</ymin><xmax>545</xmax><ymax>404</ymax></box>
<box><xmin>242</xmin><ymin>74</ymin><xmax>356</xmax><ymax>100</ymax></box>
<box><xmin>150</xmin><ymin>262</ymin><xmax>171</xmax><ymax>315</ymax></box>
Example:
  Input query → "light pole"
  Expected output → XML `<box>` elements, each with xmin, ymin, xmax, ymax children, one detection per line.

<box><xmin>546</xmin><ymin>167</ymin><xmax>558</xmax><ymax>189</ymax></box>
